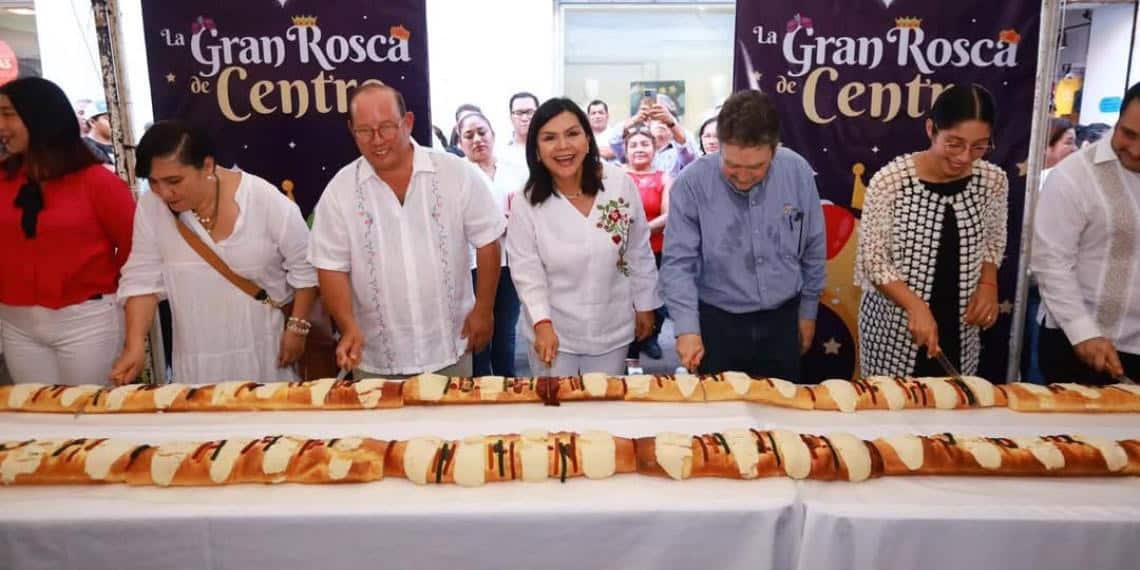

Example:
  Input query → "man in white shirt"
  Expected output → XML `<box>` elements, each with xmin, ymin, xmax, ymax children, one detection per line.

<box><xmin>587</xmin><ymin>99</ymin><xmax>617</xmax><ymax>161</ymax></box>
<box><xmin>1032</xmin><ymin>82</ymin><xmax>1140</xmax><ymax>384</ymax></box>
<box><xmin>309</xmin><ymin>85</ymin><xmax>506</xmax><ymax>378</ymax></box>
<box><xmin>499</xmin><ymin>92</ymin><xmax>537</xmax><ymax>169</ymax></box>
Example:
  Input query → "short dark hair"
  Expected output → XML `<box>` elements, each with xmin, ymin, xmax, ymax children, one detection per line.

<box><xmin>697</xmin><ymin>116</ymin><xmax>718</xmax><ymax>154</ymax></box>
<box><xmin>716</xmin><ymin>90</ymin><xmax>780</xmax><ymax>148</ymax></box>
<box><xmin>587</xmin><ymin>99</ymin><xmax>608</xmax><ymax>114</ymax></box>
<box><xmin>1048</xmin><ymin>117</ymin><xmax>1074</xmax><ymax>147</ymax></box>
<box><xmin>1076</xmin><ymin>122</ymin><xmax>1111</xmax><ymax>147</ymax></box>
<box><xmin>135</xmin><ymin>120</ymin><xmax>216</xmax><ymax>179</ymax></box>
<box><xmin>0</xmin><ymin>77</ymin><xmax>99</xmax><ymax>181</ymax></box>
<box><xmin>509</xmin><ymin>91</ymin><xmax>539</xmax><ymax>112</ymax></box>
<box><xmin>346</xmin><ymin>83</ymin><xmax>407</xmax><ymax>123</ymax></box>
<box><xmin>1124</xmin><ymin>81</ymin><xmax>1140</xmax><ymax>113</ymax></box>
<box><xmin>523</xmin><ymin>98</ymin><xmax>603</xmax><ymax>206</ymax></box>
<box><xmin>928</xmin><ymin>83</ymin><xmax>996</xmax><ymax>132</ymax></box>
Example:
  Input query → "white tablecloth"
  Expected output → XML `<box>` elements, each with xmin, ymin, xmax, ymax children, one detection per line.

<box><xmin>1</xmin><ymin>400</ymin><xmax>1138</xmax><ymax>570</ymax></box>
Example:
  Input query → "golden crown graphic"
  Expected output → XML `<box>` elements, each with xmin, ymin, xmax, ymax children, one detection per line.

<box><xmin>999</xmin><ymin>29</ymin><xmax>1021</xmax><ymax>44</ymax></box>
<box><xmin>291</xmin><ymin>15</ymin><xmax>317</xmax><ymax>27</ymax></box>
<box><xmin>390</xmin><ymin>25</ymin><xmax>411</xmax><ymax>41</ymax></box>
<box><xmin>895</xmin><ymin>17</ymin><xmax>922</xmax><ymax>29</ymax></box>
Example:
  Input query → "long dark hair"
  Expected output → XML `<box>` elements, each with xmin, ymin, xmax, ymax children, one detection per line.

<box><xmin>523</xmin><ymin>97</ymin><xmax>602</xmax><ymax>206</ymax></box>
<box><xmin>1</xmin><ymin>77</ymin><xmax>99</xmax><ymax>181</ymax></box>
<box><xmin>1</xmin><ymin>77</ymin><xmax>100</xmax><ymax>238</ymax></box>
<box><xmin>697</xmin><ymin>116</ymin><xmax>717</xmax><ymax>154</ymax></box>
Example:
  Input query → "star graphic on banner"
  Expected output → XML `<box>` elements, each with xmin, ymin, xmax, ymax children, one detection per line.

<box><xmin>999</xmin><ymin>300</ymin><xmax>1014</xmax><ymax>314</ymax></box>
<box><xmin>363</xmin><ymin>15</ymin><xmax>368</xmax><ymax>20</ymax></box>
<box><xmin>288</xmin><ymin>141</ymin><xmax>296</xmax><ymax>149</ymax></box>
<box><xmin>242</xmin><ymin>144</ymin><xmax>248</xmax><ymax>149</ymax></box>
<box><xmin>275</xmin><ymin>0</ymin><xmax>288</xmax><ymax>7</ymax></box>
<box><xmin>822</xmin><ymin>147</ymin><xmax>828</xmax><ymax>153</ymax></box>
<box><xmin>751</xmin><ymin>71</ymin><xmax>763</xmax><ymax>82</ymax></box>
<box><xmin>1017</xmin><ymin>160</ymin><xmax>1028</xmax><ymax>177</ymax></box>
<box><xmin>165</xmin><ymin>73</ymin><xmax>175</xmax><ymax>84</ymax></box>
<box><xmin>879</xmin><ymin>0</ymin><xmax>896</xmax><ymax>7</ymax></box>
<box><xmin>823</xmin><ymin>338</ymin><xmax>842</xmax><ymax>355</ymax></box>
<box><xmin>871</xmin><ymin>146</ymin><xmax>880</xmax><ymax>154</ymax></box>
<box><xmin>971</xmin><ymin>18</ymin><xmax>977</xmax><ymax>23</ymax></box>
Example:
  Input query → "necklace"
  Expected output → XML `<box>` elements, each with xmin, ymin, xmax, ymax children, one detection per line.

<box><xmin>193</xmin><ymin>174</ymin><xmax>222</xmax><ymax>230</ymax></box>
<box><xmin>561</xmin><ymin>190</ymin><xmax>585</xmax><ymax>199</ymax></box>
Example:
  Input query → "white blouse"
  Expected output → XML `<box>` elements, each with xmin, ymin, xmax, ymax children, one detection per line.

<box><xmin>117</xmin><ymin>171</ymin><xmax>318</xmax><ymax>383</ymax></box>
<box><xmin>309</xmin><ymin>146</ymin><xmax>507</xmax><ymax>375</ymax></box>
<box><xmin>469</xmin><ymin>157</ymin><xmax>528</xmax><ymax>269</ymax></box>
<box><xmin>507</xmin><ymin>162</ymin><xmax>662</xmax><ymax>355</ymax></box>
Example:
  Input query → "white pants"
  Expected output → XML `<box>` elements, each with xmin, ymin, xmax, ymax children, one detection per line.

<box><xmin>527</xmin><ymin>346</ymin><xmax>627</xmax><ymax>376</ymax></box>
<box><xmin>0</xmin><ymin>297</ymin><xmax>124</xmax><ymax>385</ymax></box>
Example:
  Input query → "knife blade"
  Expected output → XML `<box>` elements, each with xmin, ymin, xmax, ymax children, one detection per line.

<box><xmin>935</xmin><ymin>351</ymin><xmax>962</xmax><ymax>381</ymax></box>
<box><xmin>335</xmin><ymin>368</ymin><xmax>349</xmax><ymax>381</ymax></box>
<box><xmin>1113</xmin><ymin>374</ymin><xmax>1137</xmax><ymax>385</ymax></box>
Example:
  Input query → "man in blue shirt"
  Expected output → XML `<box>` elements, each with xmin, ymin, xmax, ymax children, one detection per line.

<box><xmin>661</xmin><ymin>90</ymin><xmax>826</xmax><ymax>382</ymax></box>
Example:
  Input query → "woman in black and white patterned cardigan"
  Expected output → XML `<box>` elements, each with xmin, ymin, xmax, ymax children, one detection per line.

<box><xmin>856</xmin><ymin>84</ymin><xmax>1008</xmax><ymax>377</ymax></box>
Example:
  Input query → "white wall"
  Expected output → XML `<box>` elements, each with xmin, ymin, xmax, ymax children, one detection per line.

<box><xmin>426</xmin><ymin>0</ymin><xmax>555</xmax><ymax>142</ymax></box>
<box><xmin>32</xmin><ymin>0</ymin><xmax>103</xmax><ymax>102</ymax></box>
<box><xmin>31</xmin><ymin>0</ymin><xmax>154</xmax><ymax>140</ymax></box>
<box><xmin>1080</xmin><ymin>3</ymin><xmax>1134</xmax><ymax>125</ymax></box>
<box><xmin>1131</xmin><ymin>4</ymin><xmax>1140</xmax><ymax>90</ymax></box>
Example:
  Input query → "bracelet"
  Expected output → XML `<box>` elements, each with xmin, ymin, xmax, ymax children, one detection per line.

<box><xmin>286</xmin><ymin>317</ymin><xmax>312</xmax><ymax>335</ymax></box>
<box><xmin>533</xmin><ymin>319</ymin><xmax>552</xmax><ymax>330</ymax></box>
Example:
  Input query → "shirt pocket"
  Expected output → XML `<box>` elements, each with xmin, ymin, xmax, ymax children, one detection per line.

<box><xmin>775</xmin><ymin>209</ymin><xmax>805</xmax><ymax>260</ymax></box>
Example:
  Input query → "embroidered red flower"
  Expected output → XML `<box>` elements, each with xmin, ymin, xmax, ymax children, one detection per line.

<box><xmin>609</xmin><ymin>210</ymin><xmax>622</xmax><ymax>222</ymax></box>
<box><xmin>612</xmin><ymin>234</ymin><xmax>621</xmax><ymax>244</ymax></box>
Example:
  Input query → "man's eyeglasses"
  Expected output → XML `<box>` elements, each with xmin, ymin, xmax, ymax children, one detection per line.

<box><xmin>511</xmin><ymin>109</ymin><xmax>536</xmax><ymax>118</ymax></box>
<box><xmin>351</xmin><ymin>122</ymin><xmax>401</xmax><ymax>141</ymax></box>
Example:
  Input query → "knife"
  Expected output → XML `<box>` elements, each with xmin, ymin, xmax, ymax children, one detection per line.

<box><xmin>1113</xmin><ymin>374</ymin><xmax>1137</xmax><ymax>385</ymax></box>
<box><xmin>935</xmin><ymin>351</ymin><xmax>962</xmax><ymax>382</ymax></box>
<box><xmin>335</xmin><ymin>368</ymin><xmax>349</xmax><ymax>381</ymax></box>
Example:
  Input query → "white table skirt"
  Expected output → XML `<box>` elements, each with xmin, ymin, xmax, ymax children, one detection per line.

<box><xmin>1</xmin><ymin>400</ymin><xmax>1138</xmax><ymax>570</ymax></box>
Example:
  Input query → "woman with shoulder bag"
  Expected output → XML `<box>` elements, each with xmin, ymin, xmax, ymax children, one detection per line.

<box><xmin>111</xmin><ymin>121</ymin><xmax>323</xmax><ymax>384</ymax></box>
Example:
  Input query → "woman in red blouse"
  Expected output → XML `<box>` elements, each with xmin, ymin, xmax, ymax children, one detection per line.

<box><xmin>0</xmin><ymin>77</ymin><xmax>135</xmax><ymax>385</ymax></box>
<box><xmin>623</xmin><ymin>124</ymin><xmax>672</xmax><ymax>361</ymax></box>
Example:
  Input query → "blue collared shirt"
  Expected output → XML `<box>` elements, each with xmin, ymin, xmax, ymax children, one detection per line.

<box><xmin>661</xmin><ymin>147</ymin><xmax>827</xmax><ymax>336</ymax></box>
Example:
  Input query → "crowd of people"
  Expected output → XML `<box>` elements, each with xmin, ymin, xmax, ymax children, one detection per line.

<box><xmin>1</xmin><ymin>74</ymin><xmax>1138</xmax><ymax>387</ymax></box>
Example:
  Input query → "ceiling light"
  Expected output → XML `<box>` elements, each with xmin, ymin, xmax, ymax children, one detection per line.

<box><xmin>6</xmin><ymin>8</ymin><xmax>36</xmax><ymax>16</ymax></box>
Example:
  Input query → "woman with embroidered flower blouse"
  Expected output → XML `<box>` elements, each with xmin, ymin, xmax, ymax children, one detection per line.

<box><xmin>506</xmin><ymin>98</ymin><xmax>662</xmax><ymax>376</ymax></box>
<box><xmin>856</xmin><ymin>84</ymin><xmax>1008</xmax><ymax>378</ymax></box>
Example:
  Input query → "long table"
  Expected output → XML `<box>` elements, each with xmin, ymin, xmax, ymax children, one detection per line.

<box><xmin>2</xmin><ymin>400</ymin><xmax>1139</xmax><ymax>570</ymax></box>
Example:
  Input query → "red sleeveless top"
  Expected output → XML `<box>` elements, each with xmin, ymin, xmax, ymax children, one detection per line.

<box><xmin>626</xmin><ymin>170</ymin><xmax>665</xmax><ymax>253</ymax></box>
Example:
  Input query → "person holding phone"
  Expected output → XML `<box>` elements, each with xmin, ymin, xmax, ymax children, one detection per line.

<box><xmin>609</xmin><ymin>91</ymin><xmax>695</xmax><ymax>178</ymax></box>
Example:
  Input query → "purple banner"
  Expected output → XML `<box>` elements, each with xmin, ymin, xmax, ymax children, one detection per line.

<box><xmin>141</xmin><ymin>0</ymin><xmax>430</xmax><ymax>217</ymax></box>
<box><xmin>734</xmin><ymin>0</ymin><xmax>1039</xmax><ymax>382</ymax></box>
